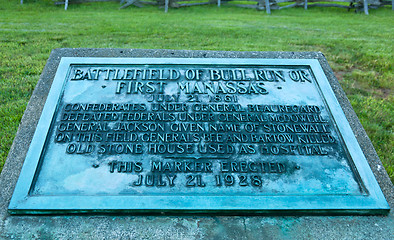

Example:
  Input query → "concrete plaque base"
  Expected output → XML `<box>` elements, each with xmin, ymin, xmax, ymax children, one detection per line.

<box><xmin>1</xmin><ymin>49</ymin><xmax>393</xmax><ymax>238</ymax></box>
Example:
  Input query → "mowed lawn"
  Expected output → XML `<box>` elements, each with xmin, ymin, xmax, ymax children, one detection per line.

<box><xmin>0</xmin><ymin>1</ymin><xmax>393</xmax><ymax>181</ymax></box>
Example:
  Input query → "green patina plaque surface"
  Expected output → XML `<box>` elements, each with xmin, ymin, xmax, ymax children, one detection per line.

<box><xmin>8</xmin><ymin>58</ymin><xmax>389</xmax><ymax>214</ymax></box>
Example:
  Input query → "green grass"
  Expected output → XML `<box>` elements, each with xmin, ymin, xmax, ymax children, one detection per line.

<box><xmin>0</xmin><ymin>1</ymin><xmax>393</xmax><ymax>181</ymax></box>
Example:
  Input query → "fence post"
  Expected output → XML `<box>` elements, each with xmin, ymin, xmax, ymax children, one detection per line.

<box><xmin>363</xmin><ymin>0</ymin><xmax>369</xmax><ymax>14</ymax></box>
<box><xmin>265</xmin><ymin>0</ymin><xmax>271</xmax><ymax>14</ymax></box>
<box><xmin>165</xmin><ymin>0</ymin><xmax>169</xmax><ymax>12</ymax></box>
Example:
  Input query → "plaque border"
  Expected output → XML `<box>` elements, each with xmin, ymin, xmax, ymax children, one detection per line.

<box><xmin>8</xmin><ymin>58</ymin><xmax>389</xmax><ymax>214</ymax></box>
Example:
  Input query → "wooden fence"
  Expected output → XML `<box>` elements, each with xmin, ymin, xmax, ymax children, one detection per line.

<box><xmin>22</xmin><ymin>0</ymin><xmax>393</xmax><ymax>14</ymax></box>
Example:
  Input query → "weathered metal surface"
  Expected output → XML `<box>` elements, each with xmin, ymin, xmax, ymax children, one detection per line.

<box><xmin>8</xmin><ymin>58</ymin><xmax>389</xmax><ymax>214</ymax></box>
